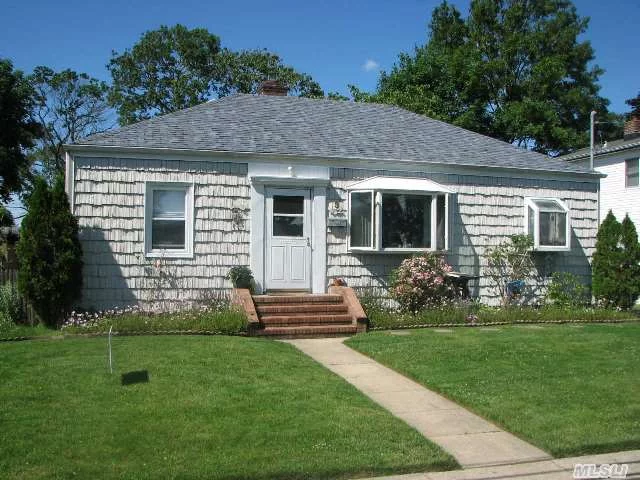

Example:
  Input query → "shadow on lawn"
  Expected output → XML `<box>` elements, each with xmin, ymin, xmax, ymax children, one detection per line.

<box><xmin>121</xmin><ymin>370</ymin><xmax>149</xmax><ymax>386</ymax></box>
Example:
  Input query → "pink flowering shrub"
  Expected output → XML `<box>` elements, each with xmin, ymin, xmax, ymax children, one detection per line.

<box><xmin>390</xmin><ymin>253</ymin><xmax>459</xmax><ymax>312</ymax></box>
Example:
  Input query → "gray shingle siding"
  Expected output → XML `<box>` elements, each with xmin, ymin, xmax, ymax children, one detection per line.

<box><xmin>328</xmin><ymin>168</ymin><xmax>597</xmax><ymax>305</ymax></box>
<box><xmin>78</xmin><ymin>94</ymin><xmax>592</xmax><ymax>175</ymax></box>
<box><xmin>74</xmin><ymin>156</ymin><xmax>250</xmax><ymax>310</ymax></box>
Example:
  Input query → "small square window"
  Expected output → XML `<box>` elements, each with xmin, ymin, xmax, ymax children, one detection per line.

<box><xmin>524</xmin><ymin>198</ymin><xmax>570</xmax><ymax>251</ymax></box>
<box><xmin>626</xmin><ymin>158</ymin><xmax>639</xmax><ymax>188</ymax></box>
<box><xmin>145</xmin><ymin>183</ymin><xmax>193</xmax><ymax>258</ymax></box>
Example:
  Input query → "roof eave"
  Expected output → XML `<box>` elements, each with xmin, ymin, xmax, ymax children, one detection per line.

<box><xmin>64</xmin><ymin>143</ymin><xmax>604</xmax><ymax>179</ymax></box>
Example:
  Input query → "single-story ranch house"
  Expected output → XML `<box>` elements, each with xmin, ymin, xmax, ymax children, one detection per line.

<box><xmin>65</xmin><ymin>83</ymin><xmax>600</xmax><ymax>312</ymax></box>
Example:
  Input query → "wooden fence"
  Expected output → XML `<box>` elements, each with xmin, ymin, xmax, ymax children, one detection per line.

<box><xmin>0</xmin><ymin>267</ymin><xmax>39</xmax><ymax>324</ymax></box>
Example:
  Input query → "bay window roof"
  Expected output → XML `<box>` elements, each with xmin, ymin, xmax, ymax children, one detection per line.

<box><xmin>346</xmin><ymin>176</ymin><xmax>454</xmax><ymax>193</ymax></box>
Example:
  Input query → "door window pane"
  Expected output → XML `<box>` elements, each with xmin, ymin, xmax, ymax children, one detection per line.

<box><xmin>539</xmin><ymin>212</ymin><xmax>566</xmax><ymax>246</ymax></box>
<box><xmin>274</xmin><ymin>195</ymin><xmax>304</xmax><ymax>214</ymax></box>
<box><xmin>382</xmin><ymin>194</ymin><xmax>432</xmax><ymax>248</ymax></box>
<box><xmin>273</xmin><ymin>216</ymin><xmax>304</xmax><ymax>237</ymax></box>
<box><xmin>350</xmin><ymin>192</ymin><xmax>373</xmax><ymax>248</ymax></box>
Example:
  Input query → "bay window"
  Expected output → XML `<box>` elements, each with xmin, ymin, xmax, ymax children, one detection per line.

<box><xmin>347</xmin><ymin>177</ymin><xmax>452</xmax><ymax>252</ymax></box>
<box><xmin>524</xmin><ymin>197</ymin><xmax>570</xmax><ymax>251</ymax></box>
<box><xmin>145</xmin><ymin>182</ymin><xmax>194</xmax><ymax>258</ymax></box>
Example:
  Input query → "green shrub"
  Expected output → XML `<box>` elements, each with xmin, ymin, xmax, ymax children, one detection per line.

<box><xmin>546</xmin><ymin>272</ymin><xmax>588</xmax><ymax>308</ymax></box>
<box><xmin>0</xmin><ymin>282</ymin><xmax>24</xmax><ymax>326</ymax></box>
<box><xmin>390</xmin><ymin>253</ymin><xmax>459</xmax><ymax>313</ymax></box>
<box><xmin>592</xmin><ymin>211</ymin><xmax>640</xmax><ymax>309</ymax></box>
<box><xmin>226</xmin><ymin>265</ymin><xmax>254</xmax><ymax>291</ymax></box>
<box><xmin>16</xmin><ymin>176</ymin><xmax>83</xmax><ymax>326</ymax></box>
<box><xmin>484</xmin><ymin>234</ymin><xmax>536</xmax><ymax>307</ymax></box>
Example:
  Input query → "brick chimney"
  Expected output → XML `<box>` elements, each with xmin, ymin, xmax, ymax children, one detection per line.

<box><xmin>258</xmin><ymin>80</ymin><xmax>288</xmax><ymax>96</ymax></box>
<box><xmin>624</xmin><ymin>114</ymin><xmax>640</xmax><ymax>141</ymax></box>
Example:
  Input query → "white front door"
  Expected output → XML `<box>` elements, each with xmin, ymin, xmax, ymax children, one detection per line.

<box><xmin>265</xmin><ymin>188</ymin><xmax>312</xmax><ymax>291</ymax></box>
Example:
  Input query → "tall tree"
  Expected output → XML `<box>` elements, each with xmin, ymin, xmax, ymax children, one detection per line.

<box><xmin>367</xmin><ymin>0</ymin><xmax>609</xmax><ymax>155</ymax></box>
<box><xmin>0</xmin><ymin>59</ymin><xmax>41</xmax><ymax>201</ymax></box>
<box><xmin>626</xmin><ymin>92</ymin><xmax>640</xmax><ymax>116</ymax></box>
<box><xmin>591</xmin><ymin>211</ymin><xmax>622</xmax><ymax>308</ymax></box>
<box><xmin>17</xmin><ymin>176</ymin><xmax>82</xmax><ymax>326</ymax></box>
<box><xmin>108</xmin><ymin>24</ymin><xmax>323</xmax><ymax>125</ymax></box>
<box><xmin>30</xmin><ymin>66</ymin><xmax>110</xmax><ymax>181</ymax></box>
<box><xmin>619</xmin><ymin>214</ymin><xmax>640</xmax><ymax>308</ymax></box>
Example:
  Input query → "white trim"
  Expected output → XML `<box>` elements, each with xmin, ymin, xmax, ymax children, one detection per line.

<box><xmin>65</xmin><ymin>152</ymin><xmax>75</xmax><ymax>211</ymax></box>
<box><xmin>144</xmin><ymin>182</ymin><xmax>194</xmax><ymax>258</ymax></box>
<box><xmin>250</xmin><ymin>183</ymin><xmax>266</xmax><ymax>293</ymax></box>
<box><xmin>64</xmin><ymin>144</ymin><xmax>603</xmax><ymax>181</ymax></box>
<box><xmin>346</xmin><ymin>176</ymin><xmax>455</xmax><ymax>193</ymax></box>
<box><xmin>524</xmin><ymin>197</ymin><xmax>570</xmax><ymax>252</ymax></box>
<box><xmin>347</xmin><ymin>190</ymin><xmax>375</xmax><ymax>250</ymax></box>
<box><xmin>312</xmin><ymin>186</ymin><xmax>327</xmax><ymax>294</ymax></box>
<box><xmin>250</xmin><ymin>176</ymin><xmax>330</xmax><ymax>187</ymax></box>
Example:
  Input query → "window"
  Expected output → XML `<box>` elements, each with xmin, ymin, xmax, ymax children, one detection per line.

<box><xmin>626</xmin><ymin>158</ymin><xmax>639</xmax><ymax>187</ymax></box>
<box><xmin>348</xmin><ymin>190</ymin><xmax>448</xmax><ymax>252</ymax></box>
<box><xmin>272</xmin><ymin>195</ymin><xmax>304</xmax><ymax>237</ymax></box>
<box><xmin>349</xmin><ymin>191</ymin><xmax>374</xmax><ymax>248</ymax></box>
<box><xmin>145</xmin><ymin>183</ymin><xmax>193</xmax><ymax>257</ymax></box>
<box><xmin>524</xmin><ymin>198</ymin><xmax>570</xmax><ymax>251</ymax></box>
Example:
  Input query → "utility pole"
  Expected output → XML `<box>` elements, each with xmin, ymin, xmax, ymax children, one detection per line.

<box><xmin>590</xmin><ymin>110</ymin><xmax>596</xmax><ymax>171</ymax></box>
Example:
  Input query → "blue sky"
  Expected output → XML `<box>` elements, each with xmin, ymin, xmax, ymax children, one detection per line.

<box><xmin>1</xmin><ymin>0</ymin><xmax>638</xmax><ymax>113</ymax></box>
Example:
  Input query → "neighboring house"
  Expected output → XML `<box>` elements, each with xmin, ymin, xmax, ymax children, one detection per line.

<box><xmin>559</xmin><ymin>114</ymin><xmax>640</xmax><ymax>226</ymax></box>
<box><xmin>64</xmin><ymin>83</ymin><xmax>600</xmax><ymax>310</ymax></box>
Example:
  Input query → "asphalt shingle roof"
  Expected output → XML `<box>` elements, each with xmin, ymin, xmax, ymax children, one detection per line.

<box><xmin>77</xmin><ymin>94</ymin><xmax>593</xmax><ymax>175</ymax></box>
<box><xmin>558</xmin><ymin>136</ymin><xmax>640</xmax><ymax>162</ymax></box>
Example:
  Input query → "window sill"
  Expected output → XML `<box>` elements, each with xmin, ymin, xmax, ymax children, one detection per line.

<box><xmin>533</xmin><ymin>245</ymin><xmax>570</xmax><ymax>252</ymax></box>
<box><xmin>145</xmin><ymin>250</ymin><xmax>194</xmax><ymax>259</ymax></box>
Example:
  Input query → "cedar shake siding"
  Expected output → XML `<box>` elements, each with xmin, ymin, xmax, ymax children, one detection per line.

<box><xmin>74</xmin><ymin>156</ymin><xmax>250</xmax><ymax>310</ymax></box>
<box><xmin>328</xmin><ymin>168</ymin><xmax>597</xmax><ymax>305</ymax></box>
<box><xmin>72</xmin><ymin>156</ymin><xmax>597</xmax><ymax>309</ymax></box>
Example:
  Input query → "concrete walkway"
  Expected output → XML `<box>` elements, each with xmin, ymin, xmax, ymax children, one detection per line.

<box><xmin>360</xmin><ymin>449</ymin><xmax>640</xmax><ymax>479</ymax></box>
<box><xmin>286</xmin><ymin>337</ymin><xmax>551</xmax><ymax>469</ymax></box>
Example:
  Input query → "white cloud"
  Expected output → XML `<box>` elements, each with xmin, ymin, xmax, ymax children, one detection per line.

<box><xmin>363</xmin><ymin>59</ymin><xmax>380</xmax><ymax>72</ymax></box>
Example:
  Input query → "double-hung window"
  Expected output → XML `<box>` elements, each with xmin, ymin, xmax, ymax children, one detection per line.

<box><xmin>625</xmin><ymin>158</ymin><xmax>639</xmax><ymax>188</ymax></box>
<box><xmin>145</xmin><ymin>183</ymin><xmax>194</xmax><ymax>257</ymax></box>
<box><xmin>524</xmin><ymin>197</ymin><xmax>570</xmax><ymax>251</ymax></box>
<box><xmin>347</xmin><ymin>177</ymin><xmax>451</xmax><ymax>252</ymax></box>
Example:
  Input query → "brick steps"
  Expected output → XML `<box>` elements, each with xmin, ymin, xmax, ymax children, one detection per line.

<box><xmin>249</xmin><ymin>292</ymin><xmax>360</xmax><ymax>337</ymax></box>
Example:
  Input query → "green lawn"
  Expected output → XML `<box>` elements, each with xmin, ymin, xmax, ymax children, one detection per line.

<box><xmin>346</xmin><ymin>323</ymin><xmax>640</xmax><ymax>457</ymax></box>
<box><xmin>0</xmin><ymin>336</ymin><xmax>456</xmax><ymax>479</ymax></box>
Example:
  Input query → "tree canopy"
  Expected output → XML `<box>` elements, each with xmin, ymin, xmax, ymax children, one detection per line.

<box><xmin>0</xmin><ymin>59</ymin><xmax>41</xmax><ymax>202</ymax></box>
<box><xmin>360</xmin><ymin>0</ymin><xmax>611</xmax><ymax>155</ymax></box>
<box><xmin>30</xmin><ymin>66</ymin><xmax>110</xmax><ymax>181</ymax></box>
<box><xmin>626</xmin><ymin>92</ymin><xmax>640</xmax><ymax>117</ymax></box>
<box><xmin>108</xmin><ymin>24</ymin><xmax>323</xmax><ymax>125</ymax></box>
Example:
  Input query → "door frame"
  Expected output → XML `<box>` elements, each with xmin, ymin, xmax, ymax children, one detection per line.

<box><xmin>249</xmin><ymin>177</ymin><xmax>328</xmax><ymax>294</ymax></box>
<box><xmin>265</xmin><ymin>187</ymin><xmax>312</xmax><ymax>291</ymax></box>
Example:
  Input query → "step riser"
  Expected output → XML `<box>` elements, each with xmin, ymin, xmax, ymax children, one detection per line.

<box><xmin>255</xmin><ymin>325</ymin><xmax>358</xmax><ymax>337</ymax></box>
<box><xmin>261</xmin><ymin>316</ymin><xmax>354</xmax><ymax>326</ymax></box>
<box><xmin>253</xmin><ymin>295</ymin><xmax>343</xmax><ymax>304</ymax></box>
<box><xmin>256</xmin><ymin>305</ymin><xmax>349</xmax><ymax>314</ymax></box>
